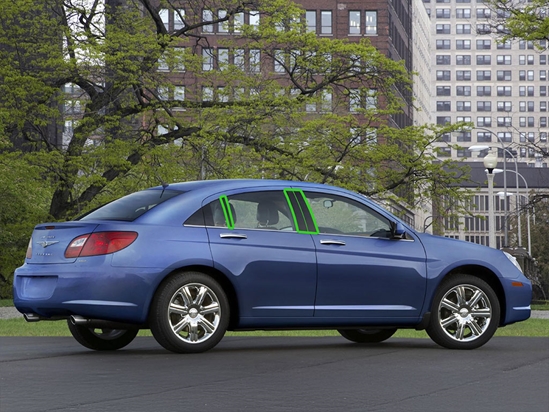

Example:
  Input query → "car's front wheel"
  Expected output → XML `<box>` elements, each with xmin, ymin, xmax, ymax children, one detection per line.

<box><xmin>338</xmin><ymin>328</ymin><xmax>397</xmax><ymax>343</ymax></box>
<box><xmin>426</xmin><ymin>274</ymin><xmax>500</xmax><ymax>349</ymax></box>
<box><xmin>67</xmin><ymin>321</ymin><xmax>139</xmax><ymax>351</ymax></box>
<box><xmin>149</xmin><ymin>271</ymin><xmax>229</xmax><ymax>353</ymax></box>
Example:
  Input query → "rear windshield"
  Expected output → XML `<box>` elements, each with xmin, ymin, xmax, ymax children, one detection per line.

<box><xmin>77</xmin><ymin>189</ymin><xmax>183</xmax><ymax>221</ymax></box>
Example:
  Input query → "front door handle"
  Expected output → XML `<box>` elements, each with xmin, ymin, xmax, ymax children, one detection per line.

<box><xmin>220</xmin><ymin>233</ymin><xmax>247</xmax><ymax>239</ymax></box>
<box><xmin>320</xmin><ymin>239</ymin><xmax>346</xmax><ymax>246</ymax></box>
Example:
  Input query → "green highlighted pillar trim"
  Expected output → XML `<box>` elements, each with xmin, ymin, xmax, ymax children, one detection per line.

<box><xmin>219</xmin><ymin>195</ymin><xmax>235</xmax><ymax>229</ymax></box>
<box><xmin>284</xmin><ymin>188</ymin><xmax>319</xmax><ymax>234</ymax></box>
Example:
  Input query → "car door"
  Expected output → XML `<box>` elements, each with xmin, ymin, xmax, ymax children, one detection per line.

<box><xmin>302</xmin><ymin>190</ymin><xmax>427</xmax><ymax>322</ymax></box>
<box><xmin>203</xmin><ymin>189</ymin><xmax>317</xmax><ymax>323</ymax></box>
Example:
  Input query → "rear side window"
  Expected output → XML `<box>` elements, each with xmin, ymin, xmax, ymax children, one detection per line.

<box><xmin>78</xmin><ymin>189</ymin><xmax>183</xmax><ymax>221</ymax></box>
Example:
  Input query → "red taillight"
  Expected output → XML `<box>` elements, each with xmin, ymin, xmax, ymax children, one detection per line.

<box><xmin>65</xmin><ymin>232</ymin><xmax>138</xmax><ymax>258</ymax></box>
<box><xmin>26</xmin><ymin>238</ymin><xmax>33</xmax><ymax>259</ymax></box>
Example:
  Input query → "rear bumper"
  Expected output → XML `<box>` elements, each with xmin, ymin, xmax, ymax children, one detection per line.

<box><xmin>13</xmin><ymin>263</ymin><xmax>163</xmax><ymax>324</ymax></box>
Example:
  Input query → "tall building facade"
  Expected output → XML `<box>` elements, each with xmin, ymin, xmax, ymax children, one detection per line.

<box><xmin>425</xmin><ymin>0</ymin><xmax>549</xmax><ymax>168</ymax></box>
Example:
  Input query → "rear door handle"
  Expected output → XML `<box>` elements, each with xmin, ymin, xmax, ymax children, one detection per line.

<box><xmin>219</xmin><ymin>233</ymin><xmax>247</xmax><ymax>239</ymax></box>
<box><xmin>320</xmin><ymin>239</ymin><xmax>346</xmax><ymax>246</ymax></box>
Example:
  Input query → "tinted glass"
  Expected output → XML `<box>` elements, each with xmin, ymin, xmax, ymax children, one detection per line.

<box><xmin>78</xmin><ymin>189</ymin><xmax>183</xmax><ymax>221</ymax></box>
<box><xmin>304</xmin><ymin>192</ymin><xmax>391</xmax><ymax>237</ymax></box>
<box><xmin>203</xmin><ymin>191</ymin><xmax>295</xmax><ymax>230</ymax></box>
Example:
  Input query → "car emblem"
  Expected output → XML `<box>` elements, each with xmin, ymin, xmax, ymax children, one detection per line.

<box><xmin>37</xmin><ymin>241</ymin><xmax>59</xmax><ymax>248</ymax></box>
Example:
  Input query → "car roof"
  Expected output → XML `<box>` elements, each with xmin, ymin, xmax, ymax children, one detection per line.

<box><xmin>150</xmin><ymin>179</ymin><xmax>339</xmax><ymax>193</ymax></box>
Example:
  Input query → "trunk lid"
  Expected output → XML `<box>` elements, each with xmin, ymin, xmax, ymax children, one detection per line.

<box><xmin>27</xmin><ymin>222</ymin><xmax>99</xmax><ymax>264</ymax></box>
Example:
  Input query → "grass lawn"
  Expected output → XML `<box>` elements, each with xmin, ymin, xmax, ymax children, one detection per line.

<box><xmin>1</xmin><ymin>317</ymin><xmax>547</xmax><ymax>338</ymax></box>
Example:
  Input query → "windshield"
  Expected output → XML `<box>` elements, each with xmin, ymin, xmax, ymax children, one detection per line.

<box><xmin>77</xmin><ymin>189</ymin><xmax>184</xmax><ymax>221</ymax></box>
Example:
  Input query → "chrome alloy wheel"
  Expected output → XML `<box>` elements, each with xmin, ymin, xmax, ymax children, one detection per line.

<box><xmin>437</xmin><ymin>284</ymin><xmax>492</xmax><ymax>342</ymax></box>
<box><xmin>167</xmin><ymin>283</ymin><xmax>222</xmax><ymax>344</ymax></box>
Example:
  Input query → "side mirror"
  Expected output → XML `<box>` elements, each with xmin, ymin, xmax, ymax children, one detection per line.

<box><xmin>391</xmin><ymin>222</ymin><xmax>406</xmax><ymax>240</ymax></box>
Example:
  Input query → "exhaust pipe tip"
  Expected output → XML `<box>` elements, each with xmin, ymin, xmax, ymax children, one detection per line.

<box><xmin>23</xmin><ymin>313</ymin><xmax>42</xmax><ymax>322</ymax></box>
<box><xmin>69</xmin><ymin>315</ymin><xmax>86</xmax><ymax>326</ymax></box>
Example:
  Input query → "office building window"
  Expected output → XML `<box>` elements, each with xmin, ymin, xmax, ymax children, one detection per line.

<box><xmin>476</xmin><ymin>8</ymin><xmax>491</xmax><ymax>18</ymax></box>
<box><xmin>437</xmin><ymin>70</ymin><xmax>451</xmax><ymax>80</ymax></box>
<box><xmin>477</xmin><ymin>131</ymin><xmax>491</xmax><ymax>142</ymax></box>
<box><xmin>477</xmin><ymin>86</ymin><xmax>491</xmax><ymax>96</ymax></box>
<box><xmin>456</xmin><ymin>132</ymin><xmax>472</xmax><ymax>142</ymax></box>
<box><xmin>496</xmin><ymin>55</ymin><xmax>512</xmax><ymax>65</ymax></box>
<box><xmin>217</xmin><ymin>9</ymin><xmax>229</xmax><ymax>33</ymax></box>
<box><xmin>497</xmin><ymin>116</ymin><xmax>512</xmax><ymax>126</ymax></box>
<box><xmin>456</xmin><ymin>24</ymin><xmax>470</xmax><ymax>34</ymax></box>
<box><xmin>437</xmin><ymin>101</ymin><xmax>451</xmax><ymax>111</ymax></box>
<box><xmin>457</xmin><ymin>86</ymin><xmax>471</xmax><ymax>96</ymax></box>
<box><xmin>306</xmin><ymin>11</ymin><xmax>316</xmax><ymax>32</ymax></box>
<box><xmin>437</xmin><ymin>86</ymin><xmax>451</xmax><ymax>96</ymax></box>
<box><xmin>456</xmin><ymin>39</ymin><xmax>471</xmax><ymax>49</ymax></box>
<box><xmin>456</xmin><ymin>55</ymin><xmax>471</xmax><ymax>65</ymax></box>
<box><xmin>497</xmin><ymin>40</ymin><xmax>511</xmax><ymax>49</ymax></box>
<box><xmin>320</xmin><ymin>11</ymin><xmax>332</xmax><ymax>34</ymax></box>
<box><xmin>497</xmin><ymin>86</ymin><xmax>512</xmax><ymax>96</ymax></box>
<box><xmin>497</xmin><ymin>101</ymin><xmax>512</xmax><ymax>111</ymax></box>
<box><xmin>437</xmin><ymin>55</ymin><xmax>451</xmax><ymax>65</ymax></box>
<box><xmin>249</xmin><ymin>11</ymin><xmax>260</xmax><ymax>27</ymax></box>
<box><xmin>202</xmin><ymin>9</ymin><xmax>214</xmax><ymax>33</ymax></box>
<box><xmin>349</xmin><ymin>11</ymin><xmax>361</xmax><ymax>34</ymax></box>
<box><xmin>436</xmin><ymin>8</ymin><xmax>451</xmax><ymax>18</ymax></box>
<box><xmin>174</xmin><ymin>9</ymin><xmax>185</xmax><ymax>30</ymax></box>
<box><xmin>249</xmin><ymin>49</ymin><xmax>261</xmax><ymax>72</ymax></box>
<box><xmin>457</xmin><ymin>101</ymin><xmax>471</xmax><ymax>111</ymax></box>
<box><xmin>476</xmin><ymin>55</ymin><xmax>491</xmax><ymax>65</ymax></box>
<box><xmin>456</xmin><ymin>8</ymin><xmax>471</xmax><ymax>18</ymax></box>
<box><xmin>160</xmin><ymin>9</ymin><xmax>169</xmax><ymax>30</ymax></box>
<box><xmin>437</xmin><ymin>39</ymin><xmax>451</xmax><ymax>49</ymax></box>
<box><xmin>202</xmin><ymin>48</ymin><xmax>214</xmax><ymax>71</ymax></box>
<box><xmin>476</xmin><ymin>24</ymin><xmax>491</xmax><ymax>34</ymax></box>
<box><xmin>476</xmin><ymin>70</ymin><xmax>491</xmax><ymax>81</ymax></box>
<box><xmin>437</xmin><ymin>24</ymin><xmax>451</xmax><ymax>34</ymax></box>
<box><xmin>477</xmin><ymin>101</ymin><xmax>492</xmax><ymax>111</ymax></box>
<box><xmin>477</xmin><ymin>117</ymin><xmax>492</xmax><ymax>127</ymax></box>
<box><xmin>497</xmin><ymin>70</ymin><xmax>512</xmax><ymax>81</ymax></box>
<box><xmin>456</xmin><ymin>70</ymin><xmax>471</xmax><ymax>80</ymax></box>
<box><xmin>476</xmin><ymin>39</ymin><xmax>491</xmax><ymax>49</ymax></box>
<box><xmin>365</xmin><ymin>11</ymin><xmax>378</xmax><ymax>34</ymax></box>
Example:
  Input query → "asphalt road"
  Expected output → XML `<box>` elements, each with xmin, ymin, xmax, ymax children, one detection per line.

<box><xmin>1</xmin><ymin>336</ymin><xmax>548</xmax><ymax>412</ymax></box>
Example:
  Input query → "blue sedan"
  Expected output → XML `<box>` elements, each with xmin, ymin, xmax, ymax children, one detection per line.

<box><xmin>14</xmin><ymin>180</ymin><xmax>532</xmax><ymax>352</ymax></box>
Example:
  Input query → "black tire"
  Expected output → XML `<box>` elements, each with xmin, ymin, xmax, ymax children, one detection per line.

<box><xmin>67</xmin><ymin>321</ymin><xmax>139</xmax><ymax>351</ymax></box>
<box><xmin>149</xmin><ymin>271</ymin><xmax>229</xmax><ymax>353</ymax></box>
<box><xmin>426</xmin><ymin>274</ymin><xmax>500</xmax><ymax>350</ymax></box>
<box><xmin>338</xmin><ymin>328</ymin><xmax>397</xmax><ymax>343</ymax></box>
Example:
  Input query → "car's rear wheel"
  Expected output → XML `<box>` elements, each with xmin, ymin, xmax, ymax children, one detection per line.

<box><xmin>426</xmin><ymin>274</ymin><xmax>500</xmax><ymax>349</ymax></box>
<box><xmin>149</xmin><ymin>271</ymin><xmax>229</xmax><ymax>353</ymax></box>
<box><xmin>338</xmin><ymin>328</ymin><xmax>397</xmax><ymax>343</ymax></box>
<box><xmin>67</xmin><ymin>321</ymin><xmax>139</xmax><ymax>351</ymax></box>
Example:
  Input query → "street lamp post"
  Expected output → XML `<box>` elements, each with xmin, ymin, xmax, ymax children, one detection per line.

<box><xmin>483</xmin><ymin>151</ymin><xmax>498</xmax><ymax>248</ymax></box>
<box><xmin>498</xmin><ymin>169</ymin><xmax>531</xmax><ymax>255</ymax></box>
<box><xmin>474</xmin><ymin>128</ymin><xmax>511</xmax><ymax>246</ymax></box>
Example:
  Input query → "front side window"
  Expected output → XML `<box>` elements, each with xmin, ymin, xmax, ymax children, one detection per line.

<box><xmin>303</xmin><ymin>192</ymin><xmax>392</xmax><ymax>238</ymax></box>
